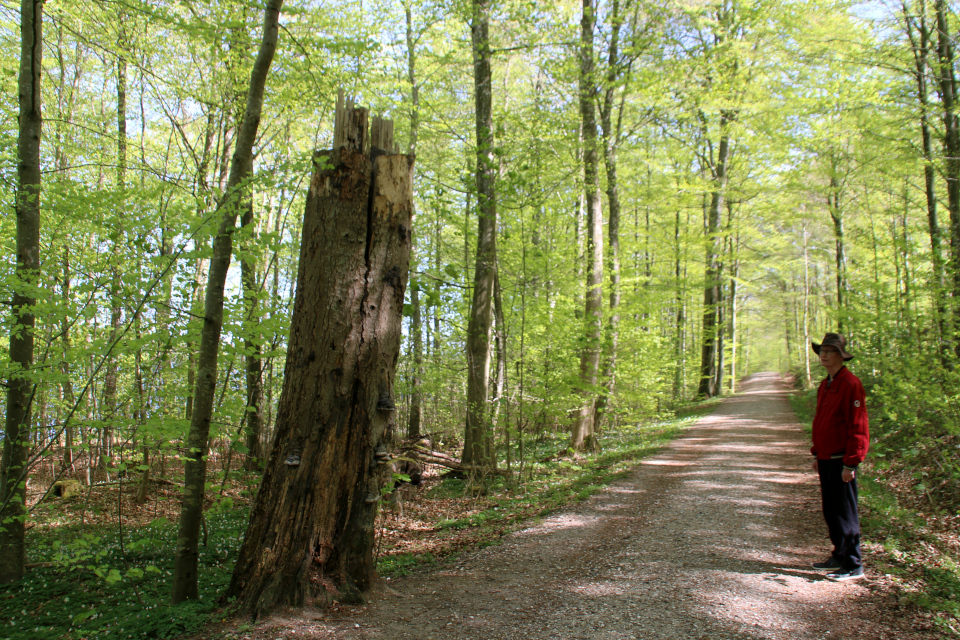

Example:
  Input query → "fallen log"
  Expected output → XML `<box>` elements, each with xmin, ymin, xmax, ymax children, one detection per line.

<box><xmin>395</xmin><ymin>444</ymin><xmax>510</xmax><ymax>477</ymax></box>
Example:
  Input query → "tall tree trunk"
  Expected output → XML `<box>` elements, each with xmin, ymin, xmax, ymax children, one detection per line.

<box><xmin>1</xmin><ymin>0</ymin><xmax>42</xmax><ymax>586</ymax></box>
<box><xmin>673</xmin><ymin>207</ymin><xmax>686</xmax><ymax>399</ymax></box>
<box><xmin>697</xmin><ymin>111</ymin><xmax>732</xmax><ymax>398</ymax></box>
<box><xmin>100</xmin><ymin>49</ymin><xmax>128</xmax><ymax>472</ymax></box>
<box><xmin>595</xmin><ymin>0</ymin><xmax>624</xmax><ymax>431</ymax></box>
<box><xmin>905</xmin><ymin>0</ymin><xmax>951</xmax><ymax>361</ymax></box>
<box><xmin>571</xmin><ymin>0</ymin><xmax>604</xmax><ymax>451</ymax></box>
<box><xmin>935</xmin><ymin>0</ymin><xmax>960</xmax><ymax>355</ymax></box>
<box><xmin>224</xmin><ymin>102</ymin><xmax>414</xmax><ymax>617</ymax></box>
<box><xmin>714</xmin><ymin>252</ymin><xmax>726</xmax><ymax>395</ymax></box>
<box><xmin>462</xmin><ymin>0</ymin><xmax>498</xmax><ymax>470</ymax></box>
<box><xmin>405</xmin><ymin>1</ymin><xmax>423</xmax><ymax>439</ymax></box>
<box><xmin>60</xmin><ymin>248</ymin><xmax>77</xmax><ymax>468</ymax></box>
<box><xmin>171</xmin><ymin>0</ymin><xmax>282</xmax><ymax>603</ymax></box>
<box><xmin>728</xmin><ymin>243</ymin><xmax>740</xmax><ymax>393</ymax></box>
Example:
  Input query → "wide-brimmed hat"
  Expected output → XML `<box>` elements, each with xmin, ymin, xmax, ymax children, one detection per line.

<box><xmin>812</xmin><ymin>332</ymin><xmax>853</xmax><ymax>361</ymax></box>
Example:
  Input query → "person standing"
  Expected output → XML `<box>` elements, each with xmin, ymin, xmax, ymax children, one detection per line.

<box><xmin>810</xmin><ymin>332</ymin><xmax>869</xmax><ymax>581</ymax></box>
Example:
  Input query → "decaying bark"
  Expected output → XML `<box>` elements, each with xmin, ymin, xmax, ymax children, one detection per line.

<box><xmin>224</xmin><ymin>97</ymin><xmax>414</xmax><ymax>618</ymax></box>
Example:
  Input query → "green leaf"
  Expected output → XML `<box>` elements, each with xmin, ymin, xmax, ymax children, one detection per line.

<box><xmin>73</xmin><ymin>610</ymin><xmax>97</xmax><ymax>624</ymax></box>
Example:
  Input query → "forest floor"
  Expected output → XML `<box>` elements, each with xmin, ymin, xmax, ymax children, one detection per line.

<box><xmin>222</xmin><ymin>372</ymin><xmax>951</xmax><ymax>640</ymax></box>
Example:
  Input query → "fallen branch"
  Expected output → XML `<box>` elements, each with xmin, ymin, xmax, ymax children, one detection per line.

<box><xmin>396</xmin><ymin>444</ymin><xmax>510</xmax><ymax>477</ymax></box>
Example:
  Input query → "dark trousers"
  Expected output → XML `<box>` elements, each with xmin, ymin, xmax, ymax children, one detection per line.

<box><xmin>817</xmin><ymin>458</ymin><xmax>862</xmax><ymax>569</ymax></box>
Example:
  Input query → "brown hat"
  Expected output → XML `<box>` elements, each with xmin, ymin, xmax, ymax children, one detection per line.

<box><xmin>812</xmin><ymin>333</ymin><xmax>853</xmax><ymax>361</ymax></box>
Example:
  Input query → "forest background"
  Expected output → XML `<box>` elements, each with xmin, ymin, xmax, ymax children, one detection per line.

<box><xmin>1</xmin><ymin>0</ymin><xmax>960</xmax><ymax>636</ymax></box>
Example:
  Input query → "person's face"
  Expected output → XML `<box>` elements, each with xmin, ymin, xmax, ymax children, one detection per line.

<box><xmin>819</xmin><ymin>345</ymin><xmax>842</xmax><ymax>371</ymax></box>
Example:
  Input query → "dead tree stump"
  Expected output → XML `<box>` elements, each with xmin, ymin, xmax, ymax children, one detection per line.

<box><xmin>224</xmin><ymin>93</ymin><xmax>414</xmax><ymax>617</ymax></box>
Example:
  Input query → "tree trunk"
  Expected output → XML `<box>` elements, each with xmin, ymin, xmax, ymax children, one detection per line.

<box><xmin>241</xmin><ymin>199</ymin><xmax>265</xmax><ymax>471</ymax></box>
<box><xmin>1</xmin><ymin>0</ymin><xmax>42</xmax><ymax>586</ymax></box>
<box><xmin>728</xmin><ymin>246</ymin><xmax>740</xmax><ymax>393</ymax></box>
<box><xmin>714</xmin><ymin>259</ymin><xmax>725</xmax><ymax>395</ymax></box>
<box><xmin>408</xmin><ymin>278</ymin><xmax>423</xmax><ymax>439</ymax></box>
<box><xmin>405</xmin><ymin>1</ymin><xmax>423</xmax><ymax>440</ymax></box>
<box><xmin>673</xmin><ymin>207</ymin><xmax>686</xmax><ymax>400</ymax></box>
<box><xmin>827</xmin><ymin>173</ymin><xmax>847</xmax><ymax>331</ymax></box>
<box><xmin>698</xmin><ymin>111</ymin><xmax>732</xmax><ymax>398</ymax></box>
<box><xmin>171</xmin><ymin>0</ymin><xmax>282</xmax><ymax>604</ymax></box>
<box><xmin>100</xmin><ymin>49</ymin><xmax>128</xmax><ymax>473</ymax></box>
<box><xmin>571</xmin><ymin>0</ymin><xmax>603</xmax><ymax>451</ymax></box>
<box><xmin>462</xmin><ymin>0</ymin><xmax>498</xmax><ymax>470</ymax></box>
<box><xmin>906</xmin><ymin>0</ymin><xmax>951</xmax><ymax>361</ymax></box>
<box><xmin>595</xmin><ymin>0</ymin><xmax>624</xmax><ymax>432</ymax></box>
<box><xmin>224</xmin><ymin>100</ymin><xmax>414</xmax><ymax>617</ymax></box>
<box><xmin>936</xmin><ymin>1</ymin><xmax>960</xmax><ymax>353</ymax></box>
<box><xmin>492</xmin><ymin>269</ymin><xmax>507</xmax><ymax>431</ymax></box>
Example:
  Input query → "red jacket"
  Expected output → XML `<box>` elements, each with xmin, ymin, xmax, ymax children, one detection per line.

<box><xmin>811</xmin><ymin>366</ymin><xmax>870</xmax><ymax>468</ymax></box>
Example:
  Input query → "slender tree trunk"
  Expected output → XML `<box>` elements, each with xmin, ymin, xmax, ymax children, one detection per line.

<box><xmin>492</xmin><ymin>269</ymin><xmax>507</xmax><ymax>431</ymax></box>
<box><xmin>60</xmin><ymin>249</ymin><xmax>77</xmax><ymax>468</ymax></box>
<box><xmin>936</xmin><ymin>0</ymin><xmax>960</xmax><ymax>356</ymax></box>
<box><xmin>698</xmin><ymin>111</ymin><xmax>732</xmax><ymax>398</ymax></box>
<box><xmin>462</xmin><ymin>0</ymin><xmax>498</xmax><ymax>470</ymax></box>
<box><xmin>673</xmin><ymin>207</ymin><xmax>686</xmax><ymax>400</ymax></box>
<box><xmin>715</xmin><ymin>252</ymin><xmax>725</xmax><ymax>395</ymax></box>
<box><xmin>408</xmin><ymin>278</ymin><xmax>423</xmax><ymax>439</ymax></box>
<box><xmin>905</xmin><ymin>0</ymin><xmax>951</xmax><ymax>360</ymax></box>
<box><xmin>1</xmin><ymin>0</ymin><xmax>42</xmax><ymax>586</ymax></box>
<box><xmin>241</xmin><ymin>199</ymin><xmax>264</xmax><ymax>471</ymax></box>
<box><xmin>405</xmin><ymin>2</ymin><xmax>423</xmax><ymax>439</ymax></box>
<box><xmin>171</xmin><ymin>0</ymin><xmax>283</xmax><ymax>603</ymax></box>
<box><xmin>571</xmin><ymin>0</ymin><xmax>603</xmax><ymax>451</ymax></box>
<box><xmin>728</xmin><ymin>248</ymin><xmax>739</xmax><ymax>393</ymax></box>
<box><xmin>595</xmin><ymin>0</ymin><xmax>624</xmax><ymax>431</ymax></box>
<box><xmin>827</xmin><ymin>174</ymin><xmax>847</xmax><ymax>331</ymax></box>
<box><xmin>100</xmin><ymin>49</ymin><xmax>128</xmax><ymax>473</ymax></box>
<box><xmin>224</xmin><ymin>102</ymin><xmax>414</xmax><ymax>617</ymax></box>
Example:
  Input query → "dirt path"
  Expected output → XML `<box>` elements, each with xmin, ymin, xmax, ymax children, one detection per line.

<box><xmin>256</xmin><ymin>373</ymin><xmax>935</xmax><ymax>640</ymax></box>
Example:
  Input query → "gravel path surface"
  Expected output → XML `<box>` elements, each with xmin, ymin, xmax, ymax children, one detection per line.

<box><xmin>256</xmin><ymin>373</ymin><xmax>937</xmax><ymax>640</ymax></box>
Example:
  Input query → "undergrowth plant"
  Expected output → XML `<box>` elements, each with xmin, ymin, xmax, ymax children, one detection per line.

<box><xmin>0</xmin><ymin>507</ymin><xmax>248</xmax><ymax>640</ymax></box>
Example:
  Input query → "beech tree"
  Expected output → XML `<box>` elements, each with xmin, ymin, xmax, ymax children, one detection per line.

<box><xmin>0</xmin><ymin>0</ymin><xmax>43</xmax><ymax>586</ymax></box>
<box><xmin>462</xmin><ymin>0</ymin><xmax>498</xmax><ymax>470</ymax></box>
<box><xmin>571</xmin><ymin>0</ymin><xmax>604</xmax><ymax>451</ymax></box>
<box><xmin>171</xmin><ymin>0</ymin><xmax>283</xmax><ymax>604</ymax></box>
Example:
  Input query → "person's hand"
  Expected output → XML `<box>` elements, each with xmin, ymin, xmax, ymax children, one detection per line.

<box><xmin>811</xmin><ymin>458</ymin><xmax>818</xmax><ymax>472</ymax></box>
<box><xmin>842</xmin><ymin>467</ymin><xmax>856</xmax><ymax>483</ymax></box>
